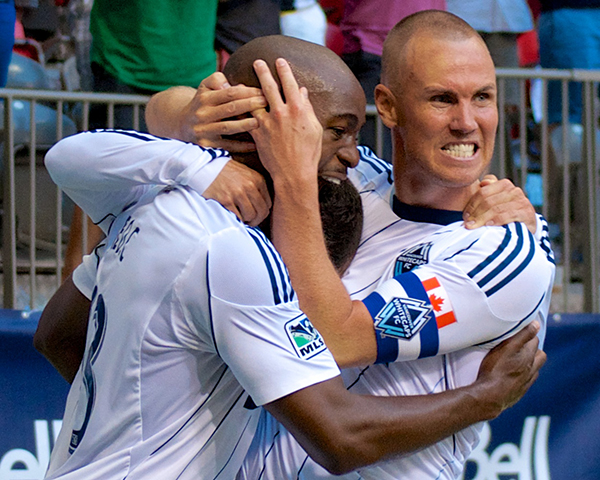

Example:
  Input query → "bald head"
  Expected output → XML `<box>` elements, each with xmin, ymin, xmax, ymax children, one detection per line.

<box><xmin>224</xmin><ymin>35</ymin><xmax>359</xmax><ymax>99</ymax></box>
<box><xmin>381</xmin><ymin>10</ymin><xmax>489</xmax><ymax>88</ymax></box>
<box><xmin>221</xmin><ymin>34</ymin><xmax>365</xmax><ymax>179</ymax></box>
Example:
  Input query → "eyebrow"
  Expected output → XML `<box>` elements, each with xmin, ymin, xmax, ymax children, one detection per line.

<box><xmin>329</xmin><ymin>113</ymin><xmax>360</xmax><ymax>129</ymax></box>
<box><xmin>423</xmin><ymin>83</ymin><xmax>497</xmax><ymax>96</ymax></box>
<box><xmin>478</xmin><ymin>84</ymin><xmax>497</xmax><ymax>93</ymax></box>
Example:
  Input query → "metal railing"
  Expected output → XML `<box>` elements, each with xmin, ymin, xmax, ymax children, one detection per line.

<box><xmin>0</xmin><ymin>89</ymin><xmax>149</xmax><ymax>310</ymax></box>
<box><xmin>1</xmin><ymin>67</ymin><xmax>600</xmax><ymax>312</ymax></box>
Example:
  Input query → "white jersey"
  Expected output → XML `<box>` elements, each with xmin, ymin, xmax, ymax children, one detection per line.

<box><xmin>54</xmin><ymin>136</ymin><xmax>555</xmax><ymax>479</ymax></box>
<box><xmin>44</xmin><ymin>131</ymin><xmax>341</xmax><ymax>480</ymax></box>
<box><xmin>237</xmin><ymin>146</ymin><xmax>555</xmax><ymax>480</ymax></box>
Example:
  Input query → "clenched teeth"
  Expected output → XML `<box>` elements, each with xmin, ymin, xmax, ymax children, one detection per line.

<box><xmin>442</xmin><ymin>143</ymin><xmax>476</xmax><ymax>158</ymax></box>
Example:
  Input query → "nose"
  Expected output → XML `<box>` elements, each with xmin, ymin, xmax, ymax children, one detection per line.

<box><xmin>337</xmin><ymin>136</ymin><xmax>360</xmax><ymax>169</ymax></box>
<box><xmin>450</xmin><ymin>102</ymin><xmax>477</xmax><ymax>134</ymax></box>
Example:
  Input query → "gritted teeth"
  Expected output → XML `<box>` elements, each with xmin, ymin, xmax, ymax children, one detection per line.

<box><xmin>321</xmin><ymin>175</ymin><xmax>342</xmax><ymax>184</ymax></box>
<box><xmin>442</xmin><ymin>143</ymin><xmax>476</xmax><ymax>158</ymax></box>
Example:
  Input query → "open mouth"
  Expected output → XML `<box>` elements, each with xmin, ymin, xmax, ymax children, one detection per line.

<box><xmin>441</xmin><ymin>143</ymin><xmax>478</xmax><ymax>158</ymax></box>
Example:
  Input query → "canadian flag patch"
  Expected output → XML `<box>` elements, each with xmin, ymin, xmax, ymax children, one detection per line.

<box><xmin>421</xmin><ymin>276</ymin><xmax>456</xmax><ymax>328</ymax></box>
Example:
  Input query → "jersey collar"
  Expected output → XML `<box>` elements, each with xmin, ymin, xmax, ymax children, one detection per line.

<box><xmin>392</xmin><ymin>195</ymin><xmax>464</xmax><ymax>225</ymax></box>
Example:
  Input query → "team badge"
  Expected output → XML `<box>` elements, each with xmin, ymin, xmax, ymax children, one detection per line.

<box><xmin>374</xmin><ymin>297</ymin><xmax>432</xmax><ymax>340</ymax></box>
<box><xmin>285</xmin><ymin>315</ymin><xmax>327</xmax><ymax>359</ymax></box>
<box><xmin>394</xmin><ymin>242</ymin><xmax>433</xmax><ymax>275</ymax></box>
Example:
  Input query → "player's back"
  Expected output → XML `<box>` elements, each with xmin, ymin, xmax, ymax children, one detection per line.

<box><xmin>46</xmin><ymin>186</ymin><xmax>260</xmax><ymax>479</ymax></box>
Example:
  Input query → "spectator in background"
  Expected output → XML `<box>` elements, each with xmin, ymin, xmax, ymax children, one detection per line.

<box><xmin>0</xmin><ymin>0</ymin><xmax>16</xmax><ymax>87</ymax></box>
<box><xmin>279</xmin><ymin>0</ymin><xmax>328</xmax><ymax>46</ymax></box>
<box><xmin>537</xmin><ymin>0</ymin><xmax>600</xmax><ymax>278</ymax></box>
<box><xmin>446</xmin><ymin>0</ymin><xmax>535</xmax><ymax>174</ymax></box>
<box><xmin>340</xmin><ymin>1</ymin><xmax>446</xmax><ymax>161</ymax></box>
<box><xmin>215</xmin><ymin>0</ymin><xmax>281</xmax><ymax>71</ymax></box>
<box><xmin>88</xmin><ymin>0</ymin><xmax>219</xmax><ymax>130</ymax></box>
<box><xmin>538</xmin><ymin>0</ymin><xmax>600</xmax><ymax>126</ymax></box>
<box><xmin>446</xmin><ymin>0</ymin><xmax>533</xmax><ymax>109</ymax></box>
<box><xmin>62</xmin><ymin>0</ymin><xmax>220</xmax><ymax>281</ymax></box>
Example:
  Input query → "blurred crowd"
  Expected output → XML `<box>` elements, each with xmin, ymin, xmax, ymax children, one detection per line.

<box><xmin>2</xmin><ymin>0</ymin><xmax>600</xmax><ymax>133</ymax></box>
<box><xmin>1</xmin><ymin>0</ymin><xmax>599</xmax><ymax>279</ymax></box>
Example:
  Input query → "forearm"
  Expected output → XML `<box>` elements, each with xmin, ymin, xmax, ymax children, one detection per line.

<box><xmin>268</xmin><ymin>321</ymin><xmax>543</xmax><ymax>474</ymax></box>
<box><xmin>45</xmin><ymin>130</ymin><xmax>227</xmax><ymax>229</ymax></box>
<box><xmin>271</xmin><ymin>176</ymin><xmax>376</xmax><ymax>367</ymax></box>
<box><xmin>145</xmin><ymin>86</ymin><xmax>196</xmax><ymax>141</ymax></box>
<box><xmin>33</xmin><ymin>275</ymin><xmax>90</xmax><ymax>383</ymax></box>
<box><xmin>267</xmin><ymin>375</ymin><xmax>497</xmax><ymax>475</ymax></box>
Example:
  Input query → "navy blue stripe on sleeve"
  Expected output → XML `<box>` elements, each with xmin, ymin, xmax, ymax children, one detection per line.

<box><xmin>248</xmin><ymin>229</ymin><xmax>282</xmax><ymax>305</ymax></box>
<box><xmin>485</xmin><ymin>230</ymin><xmax>536</xmax><ymax>297</ymax></box>
<box><xmin>394</xmin><ymin>272</ymin><xmax>439</xmax><ymax>358</ymax></box>
<box><xmin>357</xmin><ymin>146</ymin><xmax>393</xmax><ymax>184</ymax></box>
<box><xmin>247</xmin><ymin>228</ymin><xmax>294</xmax><ymax>305</ymax></box>
<box><xmin>475</xmin><ymin>224</ymin><xmax>524</xmax><ymax>291</ymax></box>
<box><xmin>249</xmin><ymin>227</ymin><xmax>294</xmax><ymax>303</ymax></box>
<box><xmin>467</xmin><ymin>225</ymin><xmax>511</xmax><ymax>278</ymax></box>
<box><xmin>363</xmin><ymin>291</ymin><xmax>399</xmax><ymax>364</ymax></box>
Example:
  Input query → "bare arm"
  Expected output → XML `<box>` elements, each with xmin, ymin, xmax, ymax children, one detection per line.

<box><xmin>145</xmin><ymin>72</ymin><xmax>266</xmax><ymax>151</ymax></box>
<box><xmin>252</xmin><ymin>59</ymin><xmax>552</xmax><ymax>368</ymax></box>
<box><xmin>33</xmin><ymin>275</ymin><xmax>90</xmax><ymax>383</ymax></box>
<box><xmin>265</xmin><ymin>322</ymin><xmax>545</xmax><ymax>474</ymax></box>
<box><xmin>145</xmin><ymin>73</ymin><xmax>272</xmax><ymax>226</ymax></box>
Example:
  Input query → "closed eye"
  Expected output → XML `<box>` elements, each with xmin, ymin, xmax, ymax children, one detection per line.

<box><xmin>329</xmin><ymin>127</ymin><xmax>346</xmax><ymax>139</ymax></box>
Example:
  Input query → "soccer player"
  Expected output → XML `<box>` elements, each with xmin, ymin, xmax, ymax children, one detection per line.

<box><xmin>143</xmin><ymin>14</ymin><xmax>554</xmax><ymax>479</ymax></box>
<box><xmin>234</xmin><ymin>13</ymin><xmax>555</xmax><ymax>479</ymax></box>
<box><xmin>38</xmin><ymin>35</ymin><xmax>544</xmax><ymax>480</ymax></box>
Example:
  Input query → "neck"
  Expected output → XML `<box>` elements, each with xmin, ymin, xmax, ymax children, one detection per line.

<box><xmin>392</xmin><ymin>164</ymin><xmax>479</xmax><ymax>212</ymax></box>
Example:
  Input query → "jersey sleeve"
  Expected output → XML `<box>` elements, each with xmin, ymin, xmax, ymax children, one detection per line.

<box><xmin>71</xmin><ymin>243</ymin><xmax>105</xmax><ymax>300</ymax></box>
<box><xmin>45</xmin><ymin>130</ymin><xmax>230</xmax><ymax>232</ymax></box>
<box><xmin>178</xmin><ymin>224</ymin><xmax>341</xmax><ymax>407</ymax></box>
<box><xmin>534</xmin><ymin>213</ymin><xmax>555</xmax><ymax>264</ymax></box>
<box><xmin>363</xmin><ymin>222</ymin><xmax>555</xmax><ymax>363</ymax></box>
<box><xmin>349</xmin><ymin>146</ymin><xmax>394</xmax><ymax>191</ymax></box>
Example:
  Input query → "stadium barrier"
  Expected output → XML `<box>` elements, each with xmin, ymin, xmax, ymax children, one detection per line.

<box><xmin>0</xmin><ymin>310</ymin><xmax>597</xmax><ymax>480</ymax></box>
<box><xmin>1</xmin><ymin>67</ymin><xmax>600</xmax><ymax>314</ymax></box>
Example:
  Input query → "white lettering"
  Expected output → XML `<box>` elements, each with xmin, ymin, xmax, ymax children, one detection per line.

<box><xmin>0</xmin><ymin>420</ymin><xmax>60</xmax><ymax>480</ymax></box>
<box><xmin>462</xmin><ymin>416</ymin><xmax>551</xmax><ymax>480</ymax></box>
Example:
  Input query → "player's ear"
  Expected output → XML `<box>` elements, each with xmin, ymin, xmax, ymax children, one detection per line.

<box><xmin>375</xmin><ymin>84</ymin><xmax>398</xmax><ymax>129</ymax></box>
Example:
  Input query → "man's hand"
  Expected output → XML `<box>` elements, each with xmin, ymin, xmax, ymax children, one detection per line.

<box><xmin>463</xmin><ymin>175</ymin><xmax>537</xmax><ymax>233</ymax></box>
<box><xmin>473</xmin><ymin>322</ymin><xmax>546</xmax><ymax>420</ymax></box>
<box><xmin>145</xmin><ymin>72</ymin><xmax>267</xmax><ymax>151</ymax></box>
<box><xmin>203</xmin><ymin>160</ymin><xmax>272</xmax><ymax>226</ymax></box>
<box><xmin>250</xmin><ymin>58</ymin><xmax>323</xmax><ymax>184</ymax></box>
<box><xmin>179</xmin><ymin>72</ymin><xmax>267</xmax><ymax>150</ymax></box>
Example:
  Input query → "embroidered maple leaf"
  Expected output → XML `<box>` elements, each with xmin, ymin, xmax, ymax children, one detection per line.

<box><xmin>429</xmin><ymin>293</ymin><xmax>445</xmax><ymax>312</ymax></box>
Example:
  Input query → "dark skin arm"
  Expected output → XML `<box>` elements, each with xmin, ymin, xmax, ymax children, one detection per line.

<box><xmin>33</xmin><ymin>274</ymin><xmax>89</xmax><ymax>383</ymax></box>
<box><xmin>33</xmin><ymin>274</ymin><xmax>545</xmax><ymax>473</ymax></box>
<box><xmin>265</xmin><ymin>322</ymin><xmax>544</xmax><ymax>474</ymax></box>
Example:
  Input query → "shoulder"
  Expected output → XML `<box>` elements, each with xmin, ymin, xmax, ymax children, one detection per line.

<box><xmin>429</xmin><ymin>222</ymin><xmax>555</xmax><ymax>294</ymax></box>
<box><xmin>204</xmin><ymin>223</ymin><xmax>295</xmax><ymax>308</ymax></box>
<box><xmin>349</xmin><ymin>146</ymin><xmax>393</xmax><ymax>192</ymax></box>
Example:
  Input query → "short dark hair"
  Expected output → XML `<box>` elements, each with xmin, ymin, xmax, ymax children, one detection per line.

<box><xmin>318</xmin><ymin>177</ymin><xmax>363</xmax><ymax>275</ymax></box>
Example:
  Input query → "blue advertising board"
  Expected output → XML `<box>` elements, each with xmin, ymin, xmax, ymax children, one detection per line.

<box><xmin>0</xmin><ymin>311</ymin><xmax>598</xmax><ymax>479</ymax></box>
